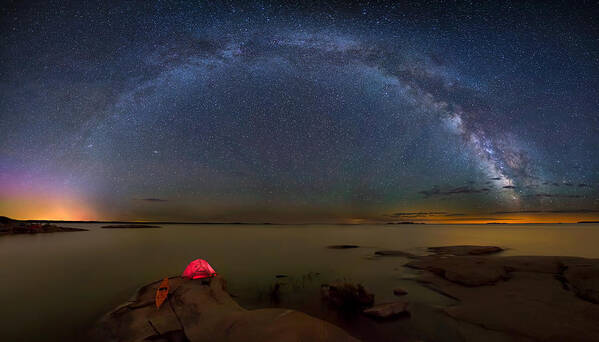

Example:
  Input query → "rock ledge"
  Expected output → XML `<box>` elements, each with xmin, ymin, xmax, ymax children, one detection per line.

<box><xmin>90</xmin><ymin>275</ymin><xmax>358</xmax><ymax>342</ymax></box>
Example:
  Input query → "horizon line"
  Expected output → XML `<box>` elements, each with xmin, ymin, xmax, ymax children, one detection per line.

<box><xmin>2</xmin><ymin>217</ymin><xmax>598</xmax><ymax>225</ymax></box>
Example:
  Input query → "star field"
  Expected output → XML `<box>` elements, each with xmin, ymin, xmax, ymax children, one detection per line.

<box><xmin>1</xmin><ymin>1</ymin><xmax>598</xmax><ymax>223</ymax></box>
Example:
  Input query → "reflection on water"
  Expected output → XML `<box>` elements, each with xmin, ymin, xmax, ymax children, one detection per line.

<box><xmin>0</xmin><ymin>223</ymin><xmax>597</xmax><ymax>341</ymax></box>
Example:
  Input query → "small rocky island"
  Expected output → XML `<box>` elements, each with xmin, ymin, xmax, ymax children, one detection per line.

<box><xmin>0</xmin><ymin>216</ymin><xmax>87</xmax><ymax>235</ymax></box>
<box><xmin>101</xmin><ymin>224</ymin><xmax>161</xmax><ymax>229</ymax></box>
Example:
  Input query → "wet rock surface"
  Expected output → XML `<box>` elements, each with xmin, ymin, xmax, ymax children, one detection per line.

<box><xmin>406</xmin><ymin>256</ymin><xmax>511</xmax><ymax>286</ymax></box>
<box><xmin>403</xmin><ymin>246</ymin><xmax>599</xmax><ymax>341</ymax></box>
<box><xmin>90</xmin><ymin>275</ymin><xmax>359</xmax><ymax>342</ymax></box>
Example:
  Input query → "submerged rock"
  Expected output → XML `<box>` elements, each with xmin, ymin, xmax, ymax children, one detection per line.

<box><xmin>90</xmin><ymin>275</ymin><xmax>358</xmax><ymax>342</ymax></box>
<box><xmin>363</xmin><ymin>302</ymin><xmax>409</xmax><ymax>320</ymax></box>
<box><xmin>327</xmin><ymin>245</ymin><xmax>360</xmax><ymax>249</ymax></box>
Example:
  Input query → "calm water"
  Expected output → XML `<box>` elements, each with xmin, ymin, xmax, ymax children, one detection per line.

<box><xmin>1</xmin><ymin>223</ymin><xmax>598</xmax><ymax>342</ymax></box>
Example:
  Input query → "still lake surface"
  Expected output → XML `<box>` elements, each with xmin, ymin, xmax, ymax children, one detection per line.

<box><xmin>1</xmin><ymin>223</ymin><xmax>598</xmax><ymax>341</ymax></box>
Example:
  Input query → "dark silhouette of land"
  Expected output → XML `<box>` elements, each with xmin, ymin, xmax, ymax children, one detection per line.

<box><xmin>0</xmin><ymin>216</ymin><xmax>87</xmax><ymax>235</ymax></box>
<box><xmin>101</xmin><ymin>224</ymin><xmax>161</xmax><ymax>229</ymax></box>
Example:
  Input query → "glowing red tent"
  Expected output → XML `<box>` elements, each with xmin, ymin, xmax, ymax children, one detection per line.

<box><xmin>181</xmin><ymin>259</ymin><xmax>217</xmax><ymax>279</ymax></box>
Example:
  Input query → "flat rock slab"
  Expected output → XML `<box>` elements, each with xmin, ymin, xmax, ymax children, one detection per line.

<box><xmin>363</xmin><ymin>302</ymin><xmax>409</xmax><ymax>320</ymax></box>
<box><xmin>406</xmin><ymin>256</ymin><xmax>511</xmax><ymax>286</ymax></box>
<box><xmin>405</xmin><ymin>250</ymin><xmax>599</xmax><ymax>341</ymax></box>
<box><xmin>90</xmin><ymin>276</ymin><xmax>359</xmax><ymax>342</ymax></box>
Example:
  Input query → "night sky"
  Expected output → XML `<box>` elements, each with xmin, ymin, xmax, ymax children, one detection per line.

<box><xmin>1</xmin><ymin>1</ymin><xmax>598</xmax><ymax>223</ymax></box>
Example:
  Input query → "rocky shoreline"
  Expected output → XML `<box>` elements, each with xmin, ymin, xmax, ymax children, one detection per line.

<box><xmin>90</xmin><ymin>245</ymin><xmax>599</xmax><ymax>341</ymax></box>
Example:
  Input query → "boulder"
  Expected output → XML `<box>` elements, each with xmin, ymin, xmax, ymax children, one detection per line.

<box><xmin>321</xmin><ymin>283</ymin><xmax>374</xmax><ymax>310</ymax></box>
<box><xmin>363</xmin><ymin>302</ymin><xmax>409</xmax><ymax>320</ymax></box>
<box><xmin>90</xmin><ymin>275</ymin><xmax>358</xmax><ymax>342</ymax></box>
<box><xmin>393</xmin><ymin>288</ymin><xmax>407</xmax><ymax>296</ymax></box>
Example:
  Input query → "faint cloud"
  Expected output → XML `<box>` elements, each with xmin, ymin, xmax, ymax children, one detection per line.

<box><xmin>135</xmin><ymin>198</ymin><xmax>169</xmax><ymax>202</ymax></box>
<box><xmin>389</xmin><ymin>211</ymin><xmax>448</xmax><ymax>219</ymax></box>
<box><xmin>524</xmin><ymin>193</ymin><xmax>582</xmax><ymax>199</ymax></box>
<box><xmin>442</xmin><ymin>217</ymin><xmax>518</xmax><ymax>221</ymax></box>
<box><xmin>494</xmin><ymin>209</ymin><xmax>599</xmax><ymax>214</ymax></box>
<box><xmin>419</xmin><ymin>185</ymin><xmax>491</xmax><ymax>198</ymax></box>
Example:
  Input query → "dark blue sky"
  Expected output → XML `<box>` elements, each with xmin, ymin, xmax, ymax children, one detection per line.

<box><xmin>1</xmin><ymin>1</ymin><xmax>598</xmax><ymax>223</ymax></box>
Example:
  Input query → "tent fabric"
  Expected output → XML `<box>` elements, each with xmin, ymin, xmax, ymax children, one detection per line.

<box><xmin>181</xmin><ymin>259</ymin><xmax>217</xmax><ymax>279</ymax></box>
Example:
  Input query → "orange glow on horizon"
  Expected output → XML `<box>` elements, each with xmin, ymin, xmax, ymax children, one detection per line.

<box><xmin>407</xmin><ymin>213</ymin><xmax>599</xmax><ymax>224</ymax></box>
<box><xmin>2</xmin><ymin>194</ymin><xmax>598</xmax><ymax>224</ymax></box>
<box><xmin>382</xmin><ymin>205</ymin><xmax>599</xmax><ymax>225</ymax></box>
<box><xmin>0</xmin><ymin>193</ymin><xmax>98</xmax><ymax>221</ymax></box>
